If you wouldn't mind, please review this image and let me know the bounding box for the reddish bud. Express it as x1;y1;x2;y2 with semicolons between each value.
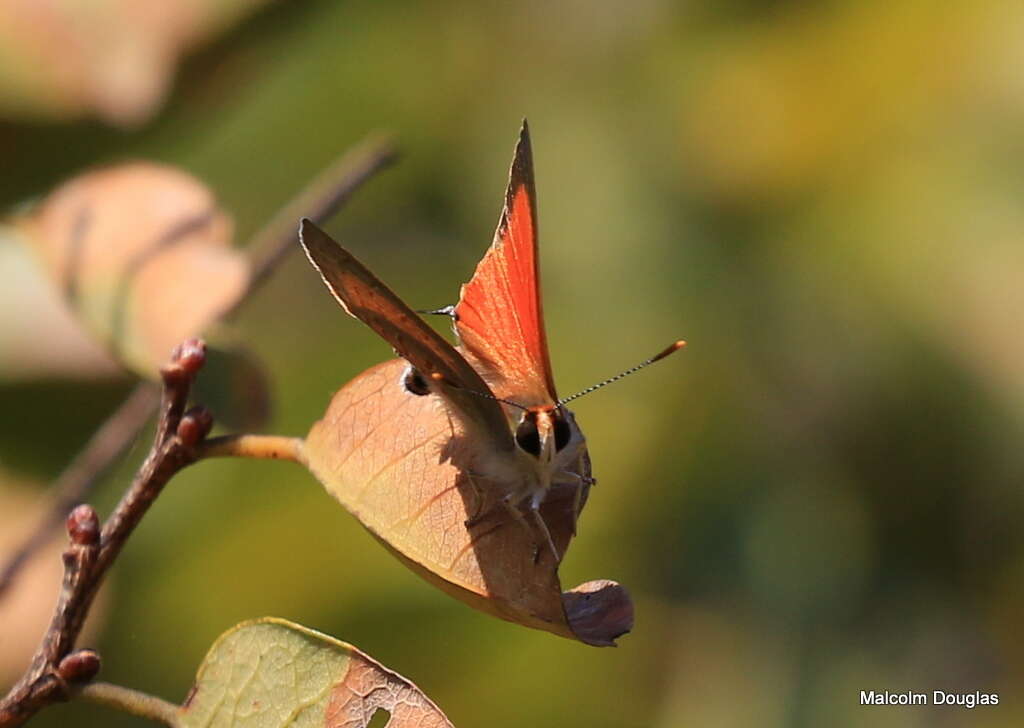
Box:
167;338;207;377
58;649;101;683
177;406;214;447
66;505;100;546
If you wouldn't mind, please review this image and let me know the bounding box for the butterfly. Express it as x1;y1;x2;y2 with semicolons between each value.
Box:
300;121;682;564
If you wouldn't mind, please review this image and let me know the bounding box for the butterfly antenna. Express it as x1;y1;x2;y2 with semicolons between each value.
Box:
429;372;529;411
557;340;686;406
416;305;458;318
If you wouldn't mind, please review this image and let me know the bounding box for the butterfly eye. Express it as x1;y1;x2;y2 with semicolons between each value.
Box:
553;415;572;451
514;415;541;457
402;366;430;396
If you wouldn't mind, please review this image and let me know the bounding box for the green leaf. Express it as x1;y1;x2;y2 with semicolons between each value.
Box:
179;618;454;728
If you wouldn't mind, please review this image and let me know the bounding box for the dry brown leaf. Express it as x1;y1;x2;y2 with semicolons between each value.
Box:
16;162;250;379
180;618;454;728
301;359;634;647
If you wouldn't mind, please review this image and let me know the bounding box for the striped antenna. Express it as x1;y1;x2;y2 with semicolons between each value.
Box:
557;340;686;406
429;372;529;411
416;305;457;318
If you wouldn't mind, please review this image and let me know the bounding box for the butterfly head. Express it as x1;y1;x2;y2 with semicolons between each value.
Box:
514;405;574;464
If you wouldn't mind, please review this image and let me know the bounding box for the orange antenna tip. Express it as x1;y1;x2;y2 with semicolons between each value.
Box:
557;337;688;406
652;340;687;362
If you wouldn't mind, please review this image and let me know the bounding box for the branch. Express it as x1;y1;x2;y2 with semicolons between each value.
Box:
0;133;397;599
0;341;213;728
233;133;399;311
0;383;159;600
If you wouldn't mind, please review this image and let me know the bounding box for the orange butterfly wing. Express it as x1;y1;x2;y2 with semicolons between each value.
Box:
455;121;558;406
299;219;513;453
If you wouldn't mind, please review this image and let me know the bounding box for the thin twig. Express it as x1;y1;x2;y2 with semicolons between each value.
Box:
76;682;180;726
0;134;397;599
231;133;399;313
199;434;304;462
0;341;212;728
0;383;159;600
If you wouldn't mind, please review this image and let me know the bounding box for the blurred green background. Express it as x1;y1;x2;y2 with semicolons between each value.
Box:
3;1;1024;726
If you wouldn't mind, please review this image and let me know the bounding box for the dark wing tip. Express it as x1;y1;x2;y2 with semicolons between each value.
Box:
511;120;534;182
298;218;350;270
506;120;537;213
297;217;318;253
297;218;331;270
295;218;358;316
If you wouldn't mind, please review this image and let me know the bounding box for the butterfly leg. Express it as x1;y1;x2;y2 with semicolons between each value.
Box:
552;469;595;536
528;495;561;564
570;480;583;537
552;471;596;488
568;451;594;534
494;492;560;564
498;493;559;563
443;409;457;440
496;494;540;558
463;471;491;527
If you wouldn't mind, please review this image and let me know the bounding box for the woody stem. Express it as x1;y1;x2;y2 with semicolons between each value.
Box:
198;434;304;463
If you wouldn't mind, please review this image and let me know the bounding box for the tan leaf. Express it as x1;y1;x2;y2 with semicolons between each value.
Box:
180;618;454;728
16;162;250;379
0;225;119;380
301;359;634;647
0;0;273;126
